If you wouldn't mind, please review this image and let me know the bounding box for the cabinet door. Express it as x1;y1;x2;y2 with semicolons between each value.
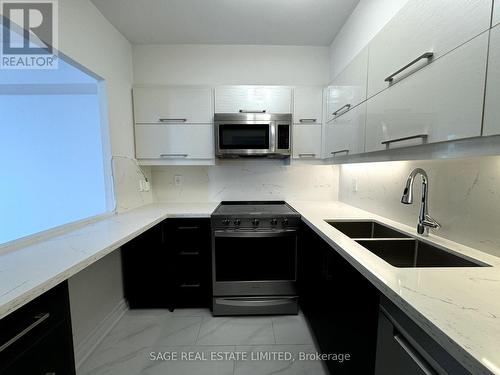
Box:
292;124;322;159
483;25;500;136
293;87;323;124
494;1;500;27
327;48;368;123
135;124;214;159
133;87;213;123
367;0;492;98
215;86;292;113
325;103;366;158
365;33;488;153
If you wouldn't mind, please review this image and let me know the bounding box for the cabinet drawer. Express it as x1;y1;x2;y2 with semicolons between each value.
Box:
292;124;322;160
367;0;492;98
326;103;366;158
293;87;323;124
365;33;488;153
327;47;368;123
135;124;214;159
215;86;292;113
133;87;213;123
482;25;500;136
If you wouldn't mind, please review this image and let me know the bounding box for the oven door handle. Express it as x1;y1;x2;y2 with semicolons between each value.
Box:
216;298;296;307
214;230;296;238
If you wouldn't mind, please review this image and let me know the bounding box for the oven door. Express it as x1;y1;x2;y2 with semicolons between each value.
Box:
212;230;297;296
215;122;276;157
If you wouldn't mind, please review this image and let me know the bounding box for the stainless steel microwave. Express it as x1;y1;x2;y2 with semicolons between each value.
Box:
214;112;292;158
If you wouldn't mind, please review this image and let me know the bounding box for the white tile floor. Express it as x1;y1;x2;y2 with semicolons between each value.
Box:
78;308;328;375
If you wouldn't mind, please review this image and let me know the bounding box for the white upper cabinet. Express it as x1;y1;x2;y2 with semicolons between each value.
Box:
494;1;500;26
135;124;214;160
133;86;214;124
483;25;500;136
367;0;492;98
325;102;366;158
292;125;322;159
293;87;323;124
326;48;368;123
215;86;292;114
365;33;488;153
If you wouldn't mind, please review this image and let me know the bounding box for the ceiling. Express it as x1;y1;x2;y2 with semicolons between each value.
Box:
90;0;359;46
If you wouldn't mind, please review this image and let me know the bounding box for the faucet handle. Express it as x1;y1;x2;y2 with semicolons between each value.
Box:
422;214;440;230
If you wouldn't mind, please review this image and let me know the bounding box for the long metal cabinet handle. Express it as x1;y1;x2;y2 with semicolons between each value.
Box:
0;313;50;353
299;119;317;123
239;110;266;113
159;118;187;122
384;52;434;83
381;134;428;145
393;333;437;375
298;153;316;158
330;149;349;156
216;298;295;307
332;104;351;117
160;154;188;158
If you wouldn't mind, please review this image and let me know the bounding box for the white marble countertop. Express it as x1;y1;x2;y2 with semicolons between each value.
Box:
0;202;219;320
1;199;499;374
288;200;500;375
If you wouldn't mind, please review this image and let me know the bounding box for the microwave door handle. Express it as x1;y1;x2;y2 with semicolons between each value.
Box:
270;123;276;153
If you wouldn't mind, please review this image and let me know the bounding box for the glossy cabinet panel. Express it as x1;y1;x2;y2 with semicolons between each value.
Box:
494;1;500;27
133;86;213;123
325;103;366;158
367;0;492;98
483;25;500;136
365;33;488;153
215;86;292;113
292;124;322;159
293;86;323;124
327;48;368;123
135;124;214;159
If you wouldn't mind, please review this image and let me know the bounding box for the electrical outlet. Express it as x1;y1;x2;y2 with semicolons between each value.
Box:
174;175;183;187
139;179;150;192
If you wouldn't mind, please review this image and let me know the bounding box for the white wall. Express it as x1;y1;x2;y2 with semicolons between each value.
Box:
329;0;409;79
339;156;500;258
58;0;149;365
133;44;330;86
152;163;339;202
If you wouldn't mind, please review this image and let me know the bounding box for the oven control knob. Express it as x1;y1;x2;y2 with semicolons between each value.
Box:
222;218;230;226
282;218;289;226
234;219;241;226
252;218;260;227
271;218;278;226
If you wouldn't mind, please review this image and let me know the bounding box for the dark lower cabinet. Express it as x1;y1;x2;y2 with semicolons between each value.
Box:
0;281;76;375
375;296;470;375
122;218;211;310
298;223;379;375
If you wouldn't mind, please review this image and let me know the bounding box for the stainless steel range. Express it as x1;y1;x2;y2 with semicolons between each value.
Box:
211;201;301;316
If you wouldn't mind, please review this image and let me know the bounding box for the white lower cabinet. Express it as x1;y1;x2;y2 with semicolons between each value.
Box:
325;103;366;158
292;124;322;159
365;33;488;153
483;25;500;136
135;124;214;162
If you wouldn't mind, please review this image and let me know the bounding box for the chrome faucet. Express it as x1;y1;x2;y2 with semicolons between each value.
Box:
401;168;440;235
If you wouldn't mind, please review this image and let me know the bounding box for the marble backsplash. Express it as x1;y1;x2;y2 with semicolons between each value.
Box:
339;156;500;257
151;162;339;203
112;156;154;212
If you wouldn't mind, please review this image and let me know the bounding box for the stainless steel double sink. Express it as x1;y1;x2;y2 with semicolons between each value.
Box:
325;220;489;268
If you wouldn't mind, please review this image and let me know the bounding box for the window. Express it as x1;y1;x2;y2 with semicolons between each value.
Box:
0;26;114;245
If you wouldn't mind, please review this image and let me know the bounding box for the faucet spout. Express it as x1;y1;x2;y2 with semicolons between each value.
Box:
400;168;440;235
